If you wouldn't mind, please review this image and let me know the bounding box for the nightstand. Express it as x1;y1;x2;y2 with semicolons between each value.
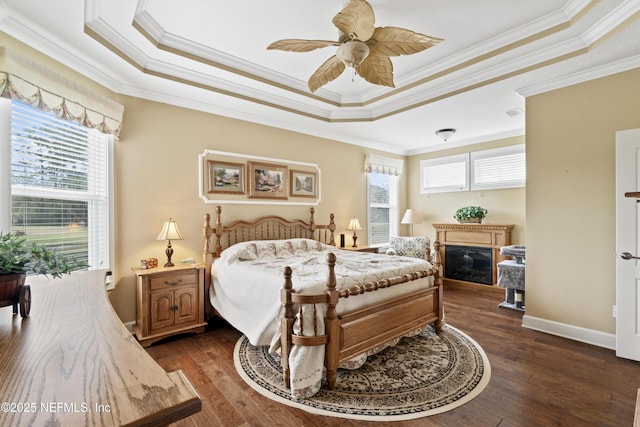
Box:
340;245;379;253
133;264;207;347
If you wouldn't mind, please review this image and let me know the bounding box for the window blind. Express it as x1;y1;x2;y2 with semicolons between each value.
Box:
368;173;398;246
10;100;111;270
471;145;525;190
420;154;469;193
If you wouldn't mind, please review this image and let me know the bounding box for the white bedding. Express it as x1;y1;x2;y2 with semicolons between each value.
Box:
210;238;434;397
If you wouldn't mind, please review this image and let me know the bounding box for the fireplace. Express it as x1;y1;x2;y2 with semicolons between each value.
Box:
444;245;493;285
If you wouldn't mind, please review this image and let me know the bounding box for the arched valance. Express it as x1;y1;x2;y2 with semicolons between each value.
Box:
364;153;404;176
0;47;123;138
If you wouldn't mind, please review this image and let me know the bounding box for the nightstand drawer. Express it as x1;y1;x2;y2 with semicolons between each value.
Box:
150;271;196;290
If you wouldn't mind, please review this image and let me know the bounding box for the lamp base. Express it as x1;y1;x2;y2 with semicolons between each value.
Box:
164;242;175;268
352;233;358;248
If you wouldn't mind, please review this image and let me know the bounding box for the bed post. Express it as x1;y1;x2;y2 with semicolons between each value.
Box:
214;205;223;257
432;240;445;333
324;252;340;389
309;207;316;239
280;266;294;388
328;213;336;246
203;213;214;319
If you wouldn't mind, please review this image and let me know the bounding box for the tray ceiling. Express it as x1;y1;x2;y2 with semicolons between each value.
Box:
1;0;640;154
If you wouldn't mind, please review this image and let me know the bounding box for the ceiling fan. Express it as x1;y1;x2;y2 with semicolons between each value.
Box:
267;0;443;93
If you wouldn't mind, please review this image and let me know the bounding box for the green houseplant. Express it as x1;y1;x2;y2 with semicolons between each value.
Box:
0;232;88;317
453;206;488;223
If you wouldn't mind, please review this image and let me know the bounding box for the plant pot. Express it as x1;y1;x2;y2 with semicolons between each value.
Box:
459;218;482;224
0;273;31;318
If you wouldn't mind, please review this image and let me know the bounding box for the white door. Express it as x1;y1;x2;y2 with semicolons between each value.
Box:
616;128;640;360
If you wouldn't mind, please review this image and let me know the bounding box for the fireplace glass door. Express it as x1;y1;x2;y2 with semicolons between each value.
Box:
444;245;493;285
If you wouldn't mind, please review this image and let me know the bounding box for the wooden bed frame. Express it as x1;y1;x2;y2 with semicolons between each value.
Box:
202;206;444;390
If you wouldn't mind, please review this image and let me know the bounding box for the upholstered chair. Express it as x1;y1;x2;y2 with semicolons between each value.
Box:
386;236;431;261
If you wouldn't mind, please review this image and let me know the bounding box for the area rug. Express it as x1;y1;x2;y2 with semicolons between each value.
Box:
234;325;491;421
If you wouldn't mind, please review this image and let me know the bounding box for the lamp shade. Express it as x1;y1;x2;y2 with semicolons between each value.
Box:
156;218;183;241
401;209;421;225
347;217;362;231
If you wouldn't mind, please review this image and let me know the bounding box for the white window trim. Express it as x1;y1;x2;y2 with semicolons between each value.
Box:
0;98;114;272
470;144;526;191
420;145;526;194
367;173;399;247
420;153;469;194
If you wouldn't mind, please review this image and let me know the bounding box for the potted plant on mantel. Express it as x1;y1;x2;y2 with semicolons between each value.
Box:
454;206;488;224
0;232;88;318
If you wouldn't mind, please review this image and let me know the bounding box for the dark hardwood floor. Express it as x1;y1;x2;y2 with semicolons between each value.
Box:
145;285;640;426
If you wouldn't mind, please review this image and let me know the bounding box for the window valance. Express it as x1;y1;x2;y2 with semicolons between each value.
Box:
365;154;404;176
0;47;123;138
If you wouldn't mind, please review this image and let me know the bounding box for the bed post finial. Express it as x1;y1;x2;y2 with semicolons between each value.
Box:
280;266;294;388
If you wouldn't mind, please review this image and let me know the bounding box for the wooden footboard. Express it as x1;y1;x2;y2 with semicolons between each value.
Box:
281;242;444;390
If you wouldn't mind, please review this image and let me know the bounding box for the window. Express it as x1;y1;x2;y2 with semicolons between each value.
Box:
420;154;469;194
420;145;525;193
471;145;525;190
1;99;113;271
368;172;398;246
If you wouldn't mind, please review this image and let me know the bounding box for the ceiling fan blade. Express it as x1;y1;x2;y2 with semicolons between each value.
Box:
369;27;443;57
332;0;375;42
308;55;346;92
267;39;340;52
355;53;395;88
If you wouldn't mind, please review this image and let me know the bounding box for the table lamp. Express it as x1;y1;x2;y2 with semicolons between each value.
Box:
156;218;183;267
347;217;362;248
401;208;421;236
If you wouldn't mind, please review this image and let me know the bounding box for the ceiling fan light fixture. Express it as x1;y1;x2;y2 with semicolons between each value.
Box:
435;128;456;142
267;0;443;92
336;41;370;67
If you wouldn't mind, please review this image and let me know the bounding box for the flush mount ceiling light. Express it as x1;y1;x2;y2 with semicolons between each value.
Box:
267;0;442;92
435;128;456;142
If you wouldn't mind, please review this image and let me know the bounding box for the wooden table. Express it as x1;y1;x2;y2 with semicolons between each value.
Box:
0;270;201;426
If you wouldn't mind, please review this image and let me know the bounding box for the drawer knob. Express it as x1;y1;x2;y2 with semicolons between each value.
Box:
164;279;183;286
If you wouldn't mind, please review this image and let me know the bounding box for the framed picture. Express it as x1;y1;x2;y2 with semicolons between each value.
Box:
248;161;288;199
290;169;317;198
207;160;245;194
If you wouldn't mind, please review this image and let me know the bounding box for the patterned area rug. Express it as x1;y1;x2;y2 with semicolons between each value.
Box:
234;325;491;421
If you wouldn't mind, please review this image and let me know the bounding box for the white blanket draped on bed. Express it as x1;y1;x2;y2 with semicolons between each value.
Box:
210;238;433;398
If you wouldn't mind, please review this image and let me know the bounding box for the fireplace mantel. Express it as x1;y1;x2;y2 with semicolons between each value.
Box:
433;223;514;289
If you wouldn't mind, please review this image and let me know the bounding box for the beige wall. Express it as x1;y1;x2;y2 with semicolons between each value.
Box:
526;67;640;334
406;137;526;245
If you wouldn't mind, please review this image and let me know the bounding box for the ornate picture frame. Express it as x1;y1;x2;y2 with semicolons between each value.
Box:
207;160;245;194
290;169;317;198
248;161;288;199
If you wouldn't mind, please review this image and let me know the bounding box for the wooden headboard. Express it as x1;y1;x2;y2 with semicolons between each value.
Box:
202;205;336;315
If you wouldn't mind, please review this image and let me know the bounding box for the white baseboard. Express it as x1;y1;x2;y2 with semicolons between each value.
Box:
522;315;616;350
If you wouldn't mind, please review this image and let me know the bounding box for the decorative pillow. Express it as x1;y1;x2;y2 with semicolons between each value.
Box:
389;236;430;259
276;241;295;258
294;239;309;255
258;242;277;258
308;240;324;253
237;243;258;261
